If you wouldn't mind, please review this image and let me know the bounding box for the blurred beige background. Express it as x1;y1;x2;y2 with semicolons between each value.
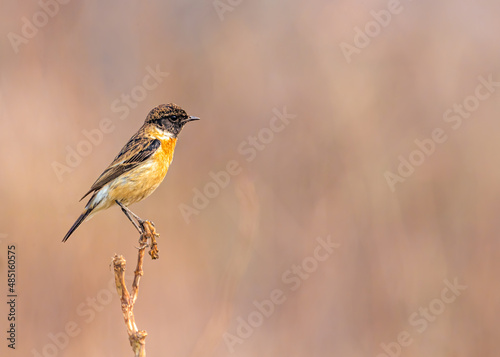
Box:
1;0;499;356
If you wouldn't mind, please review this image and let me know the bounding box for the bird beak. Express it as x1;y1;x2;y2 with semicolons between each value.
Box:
183;116;200;123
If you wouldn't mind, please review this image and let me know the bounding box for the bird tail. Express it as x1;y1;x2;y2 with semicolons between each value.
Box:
62;209;93;242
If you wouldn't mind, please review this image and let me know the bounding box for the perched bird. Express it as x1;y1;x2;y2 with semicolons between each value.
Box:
62;103;199;242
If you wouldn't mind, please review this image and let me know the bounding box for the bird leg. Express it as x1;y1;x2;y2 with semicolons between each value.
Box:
116;201;158;251
116;201;144;234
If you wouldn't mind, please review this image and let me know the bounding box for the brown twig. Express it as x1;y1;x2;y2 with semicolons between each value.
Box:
112;221;160;357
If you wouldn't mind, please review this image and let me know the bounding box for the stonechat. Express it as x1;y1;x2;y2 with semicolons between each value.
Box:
62;103;199;242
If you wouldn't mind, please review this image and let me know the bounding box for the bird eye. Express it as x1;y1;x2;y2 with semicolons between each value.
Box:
170;115;178;122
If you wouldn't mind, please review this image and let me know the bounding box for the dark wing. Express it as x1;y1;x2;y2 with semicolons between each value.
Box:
80;135;161;201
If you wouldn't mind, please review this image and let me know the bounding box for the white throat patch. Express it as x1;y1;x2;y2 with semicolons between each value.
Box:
155;127;175;140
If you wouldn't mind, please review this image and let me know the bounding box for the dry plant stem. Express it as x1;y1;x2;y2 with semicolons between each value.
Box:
112;221;159;357
141;221;160;260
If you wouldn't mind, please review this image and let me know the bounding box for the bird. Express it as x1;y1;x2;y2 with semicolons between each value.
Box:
62;103;199;242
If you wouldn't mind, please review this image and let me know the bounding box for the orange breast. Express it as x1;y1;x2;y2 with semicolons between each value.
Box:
107;137;177;206
157;137;177;173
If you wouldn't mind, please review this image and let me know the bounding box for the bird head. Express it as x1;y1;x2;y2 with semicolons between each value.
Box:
145;103;199;137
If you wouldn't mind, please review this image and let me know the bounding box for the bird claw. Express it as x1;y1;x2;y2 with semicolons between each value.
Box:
139;220;155;229
135;240;149;250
